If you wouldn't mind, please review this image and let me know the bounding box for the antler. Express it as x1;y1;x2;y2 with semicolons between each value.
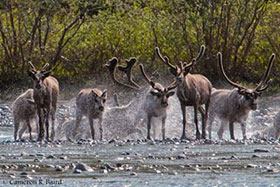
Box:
105;57;139;90
165;80;177;92
183;45;205;69
255;79;272;92
139;63;163;92
155;47;177;74
117;57;140;89
254;53;275;91
217;52;246;89
28;61;36;72
42;63;50;72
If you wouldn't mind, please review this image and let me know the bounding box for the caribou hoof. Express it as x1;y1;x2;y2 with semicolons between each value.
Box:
181;134;188;140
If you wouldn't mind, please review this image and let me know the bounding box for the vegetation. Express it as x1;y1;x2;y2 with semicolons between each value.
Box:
0;0;279;88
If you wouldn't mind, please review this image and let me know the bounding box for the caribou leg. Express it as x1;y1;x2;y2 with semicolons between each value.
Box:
26;118;33;141
147;116;152;140
180;103;188;140
37;108;44;141
194;105;201;139
240;123;247;140
218;119;227;139
229;122;235;140
89;118;95;140
198;106;206;139
161;115;167;140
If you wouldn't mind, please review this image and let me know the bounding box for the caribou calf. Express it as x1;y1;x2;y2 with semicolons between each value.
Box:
208;53;275;140
27;62;59;141
74;88;107;140
13;89;37;141
139;64;176;140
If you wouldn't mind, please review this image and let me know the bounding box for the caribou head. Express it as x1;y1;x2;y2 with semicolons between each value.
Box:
217;52;275;110
139;64;177;107
27;62;51;90
155;45;205;83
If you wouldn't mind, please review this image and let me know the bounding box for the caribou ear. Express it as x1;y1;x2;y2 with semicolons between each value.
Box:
183;67;191;76
167;91;175;97
102;89;107;100
27;70;36;80
150;90;160;97
27;99;36;105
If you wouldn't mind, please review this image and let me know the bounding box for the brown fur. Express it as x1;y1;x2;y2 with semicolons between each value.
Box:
12;89;37;141
210;52;275;140
208;88;254;140
27;63;59;141
156;46;212;140
74;88;107;140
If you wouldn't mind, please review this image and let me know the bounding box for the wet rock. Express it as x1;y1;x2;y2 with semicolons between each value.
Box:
176;154;186;159
155;170;161;174
34;158;41;162
36;153;44;157
130;172;137;176
73;169;82;174
59;155;68;160
55;165;64;172
168;157;176;161
121;152;130;155
9;174;16;178
75;163;93;172
109;139;116;144
20;172;28;176
116;163;122;168
266;168;279;173
46;164;55;168
247;164;258;168
254;149;269;153
21;152;28;156
46;155;56;159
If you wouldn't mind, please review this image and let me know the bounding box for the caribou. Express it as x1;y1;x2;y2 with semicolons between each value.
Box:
207;52;275;140
139;64;177;140
27;62;59;141
156;45;212;140
12;89;37;141
74;88;107;141
105;57;177;140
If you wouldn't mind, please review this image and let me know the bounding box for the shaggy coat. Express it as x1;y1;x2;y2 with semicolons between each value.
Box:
12;89;37;140
75;88;107;140
208;88;255;140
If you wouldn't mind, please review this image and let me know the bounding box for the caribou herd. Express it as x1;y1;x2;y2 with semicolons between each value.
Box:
12;46;278;142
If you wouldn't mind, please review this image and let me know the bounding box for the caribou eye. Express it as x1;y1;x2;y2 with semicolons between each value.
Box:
245;95;250;100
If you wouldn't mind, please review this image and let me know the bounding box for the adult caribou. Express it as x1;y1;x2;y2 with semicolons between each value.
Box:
156;45;212;140
207;52;275;140
27;62;59;142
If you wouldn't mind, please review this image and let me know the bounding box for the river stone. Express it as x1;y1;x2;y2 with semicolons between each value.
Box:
254;149;269;153
75;163;93;172
73;169;82;174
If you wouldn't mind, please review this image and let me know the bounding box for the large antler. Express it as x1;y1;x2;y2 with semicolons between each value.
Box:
155;47;177;75
183;45;205;69
254;53;275;92
105;57;139;90
217;52;246;89
139;63;163;92
28;61;36;72
165;80;177;92
117;57;140;89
